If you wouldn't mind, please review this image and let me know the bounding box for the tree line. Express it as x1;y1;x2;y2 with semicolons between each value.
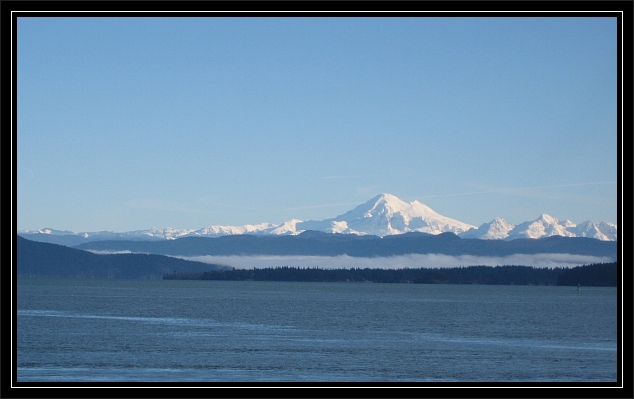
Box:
164;262;617;286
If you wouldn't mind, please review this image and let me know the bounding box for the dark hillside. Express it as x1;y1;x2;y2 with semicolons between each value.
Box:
16;236;228;279
556;262;618;287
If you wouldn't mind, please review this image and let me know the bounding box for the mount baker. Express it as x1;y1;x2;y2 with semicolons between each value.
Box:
19;193;617;244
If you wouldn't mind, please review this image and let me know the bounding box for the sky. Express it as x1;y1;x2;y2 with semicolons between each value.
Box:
16;15;619;232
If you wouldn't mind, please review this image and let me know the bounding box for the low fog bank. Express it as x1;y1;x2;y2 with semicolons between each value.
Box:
175;253;614;270
86;250;133;255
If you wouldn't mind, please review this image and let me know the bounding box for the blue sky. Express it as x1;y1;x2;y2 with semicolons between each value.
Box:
16;16;618;232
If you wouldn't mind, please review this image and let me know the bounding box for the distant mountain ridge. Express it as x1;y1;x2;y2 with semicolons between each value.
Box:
460;214;617;241
73;231;617;260
19;193;617;246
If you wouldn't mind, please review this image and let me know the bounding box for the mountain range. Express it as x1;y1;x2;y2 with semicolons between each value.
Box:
18;193;617;246
73;231;617;260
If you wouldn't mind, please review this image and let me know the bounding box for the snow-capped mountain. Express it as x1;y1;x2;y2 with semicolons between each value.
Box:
18;193;617;245
20;228;77;236
459;217;516;240
20;227;196;241
503;215;617;241
123;227;196;240
506;214;577;240
185;222;276;237
296;193;476;236
573;220;617;241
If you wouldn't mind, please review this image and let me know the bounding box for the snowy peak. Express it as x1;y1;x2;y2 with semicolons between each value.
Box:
358;193;440;219
458;214;616;241
266;219;303;235
536;214;559;224
508;214;577;240
459;217;515;240
316;193;476;236
488;213;620;241
573;220;617;241
24;228;77;236
356;193;442;221
186;222;276;238
596;221;618;239
336;193;418;220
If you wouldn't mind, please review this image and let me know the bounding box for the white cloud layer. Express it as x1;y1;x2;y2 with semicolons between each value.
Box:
175;253;614;270
86;250;133;255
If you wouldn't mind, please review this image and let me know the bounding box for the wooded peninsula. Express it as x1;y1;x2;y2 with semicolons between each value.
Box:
164;262;617;286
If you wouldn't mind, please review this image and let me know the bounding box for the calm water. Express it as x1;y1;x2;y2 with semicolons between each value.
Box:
16;278;617;383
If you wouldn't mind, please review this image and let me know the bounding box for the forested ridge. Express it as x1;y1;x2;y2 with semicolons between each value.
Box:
17;236;228;279
164;262;617;286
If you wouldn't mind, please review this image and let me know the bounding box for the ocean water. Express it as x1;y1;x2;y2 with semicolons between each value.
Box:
15;278;617;383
